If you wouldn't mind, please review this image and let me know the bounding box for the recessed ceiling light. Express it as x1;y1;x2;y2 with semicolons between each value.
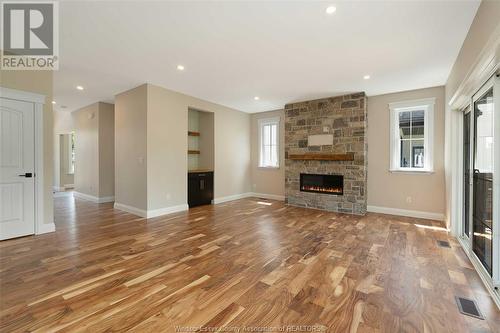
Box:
326;6;337;14
177;65;185;71
52;101;56;104
76;85;84;90
363;75;371;80
254;96;260;100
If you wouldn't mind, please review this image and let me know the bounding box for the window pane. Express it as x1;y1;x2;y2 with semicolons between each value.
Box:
269;125;276;145
399;111;411;139
400;140;411;167
411;139;424;168
411;110;425;139
475;92;494;173
260;120;279;167
271;145;277;166
264;125;271;146
263;146;271;165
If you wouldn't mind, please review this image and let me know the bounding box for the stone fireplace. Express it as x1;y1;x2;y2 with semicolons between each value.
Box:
285;93;367;215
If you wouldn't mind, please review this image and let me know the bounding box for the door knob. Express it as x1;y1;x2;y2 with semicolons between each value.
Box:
18;173;33;178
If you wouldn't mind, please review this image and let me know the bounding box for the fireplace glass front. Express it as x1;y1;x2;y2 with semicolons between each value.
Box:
300;173;343;195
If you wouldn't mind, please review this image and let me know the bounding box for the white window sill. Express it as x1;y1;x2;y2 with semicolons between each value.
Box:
389;169;434;175
258;166;280;170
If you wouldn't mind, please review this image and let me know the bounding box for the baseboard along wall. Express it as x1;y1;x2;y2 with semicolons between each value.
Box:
73;191;115;204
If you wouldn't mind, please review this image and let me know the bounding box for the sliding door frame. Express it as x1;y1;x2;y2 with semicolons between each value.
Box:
449;30;500;307
493;74;500;286
458;74;500;289
461;105;472;242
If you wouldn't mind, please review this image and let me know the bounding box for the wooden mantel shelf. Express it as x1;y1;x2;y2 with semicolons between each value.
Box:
288;153;354;161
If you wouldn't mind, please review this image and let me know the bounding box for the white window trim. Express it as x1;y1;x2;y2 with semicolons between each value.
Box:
258;116;280;169
389;97;435;173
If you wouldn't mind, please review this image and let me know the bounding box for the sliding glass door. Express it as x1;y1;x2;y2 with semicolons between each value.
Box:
463;74;499;286
472;87;494;275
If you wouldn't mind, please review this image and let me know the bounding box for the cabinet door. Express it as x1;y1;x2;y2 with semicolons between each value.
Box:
206;173;214;201
197;173;212;205
188;175;200;207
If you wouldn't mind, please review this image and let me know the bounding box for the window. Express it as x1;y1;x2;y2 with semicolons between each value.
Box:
68;132;75;174
389;98;435;172
259;117;280;168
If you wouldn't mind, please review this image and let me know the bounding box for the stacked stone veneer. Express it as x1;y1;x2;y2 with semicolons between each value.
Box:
285;93;367;215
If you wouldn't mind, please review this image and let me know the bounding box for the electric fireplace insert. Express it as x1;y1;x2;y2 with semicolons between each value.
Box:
300;173;343;195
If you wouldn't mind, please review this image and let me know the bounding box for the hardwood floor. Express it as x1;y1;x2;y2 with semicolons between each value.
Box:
1;195;499;332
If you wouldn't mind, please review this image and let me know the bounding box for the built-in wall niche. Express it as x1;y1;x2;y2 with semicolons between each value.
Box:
187;108;214;172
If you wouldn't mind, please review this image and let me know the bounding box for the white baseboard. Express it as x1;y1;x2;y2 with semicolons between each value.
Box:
367;205;445;221
213;192;285;204
114;202;147;217
73;191;98;202
250;192;285;201
97;196;115;203
114;202;188;218
36;222;55;235
64;184;74;189
213;192;252;204
74;191;115;203
147;204;189;218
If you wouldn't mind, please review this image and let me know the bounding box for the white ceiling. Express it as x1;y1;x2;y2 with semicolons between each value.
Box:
55;0;480;113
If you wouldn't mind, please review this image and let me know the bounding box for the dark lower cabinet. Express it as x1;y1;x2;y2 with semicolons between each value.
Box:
188;172;213;207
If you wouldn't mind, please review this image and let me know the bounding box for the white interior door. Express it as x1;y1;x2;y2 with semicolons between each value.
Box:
0;98;35;240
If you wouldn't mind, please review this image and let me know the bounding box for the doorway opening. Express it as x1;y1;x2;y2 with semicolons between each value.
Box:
54;132;75;195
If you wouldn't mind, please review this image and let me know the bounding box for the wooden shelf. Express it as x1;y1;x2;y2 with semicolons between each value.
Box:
188;131;200;137
188;150;200;155
288;153;354;161
188;169;213;173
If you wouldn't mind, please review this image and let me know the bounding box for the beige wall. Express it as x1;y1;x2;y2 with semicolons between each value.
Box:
115;83;250;213
0;69;54;226
188;109;200;170
59;134;74;187
211;102;251;199
115;85;148;210
73;103;99;197
446;0;500;100
98;103;115;197
73;102;115;199
54;109;73;133
250;110;285;197
147;84;188;210
147;84;251;210
198;111;214;171
367;86;446;215
188;109;214;171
